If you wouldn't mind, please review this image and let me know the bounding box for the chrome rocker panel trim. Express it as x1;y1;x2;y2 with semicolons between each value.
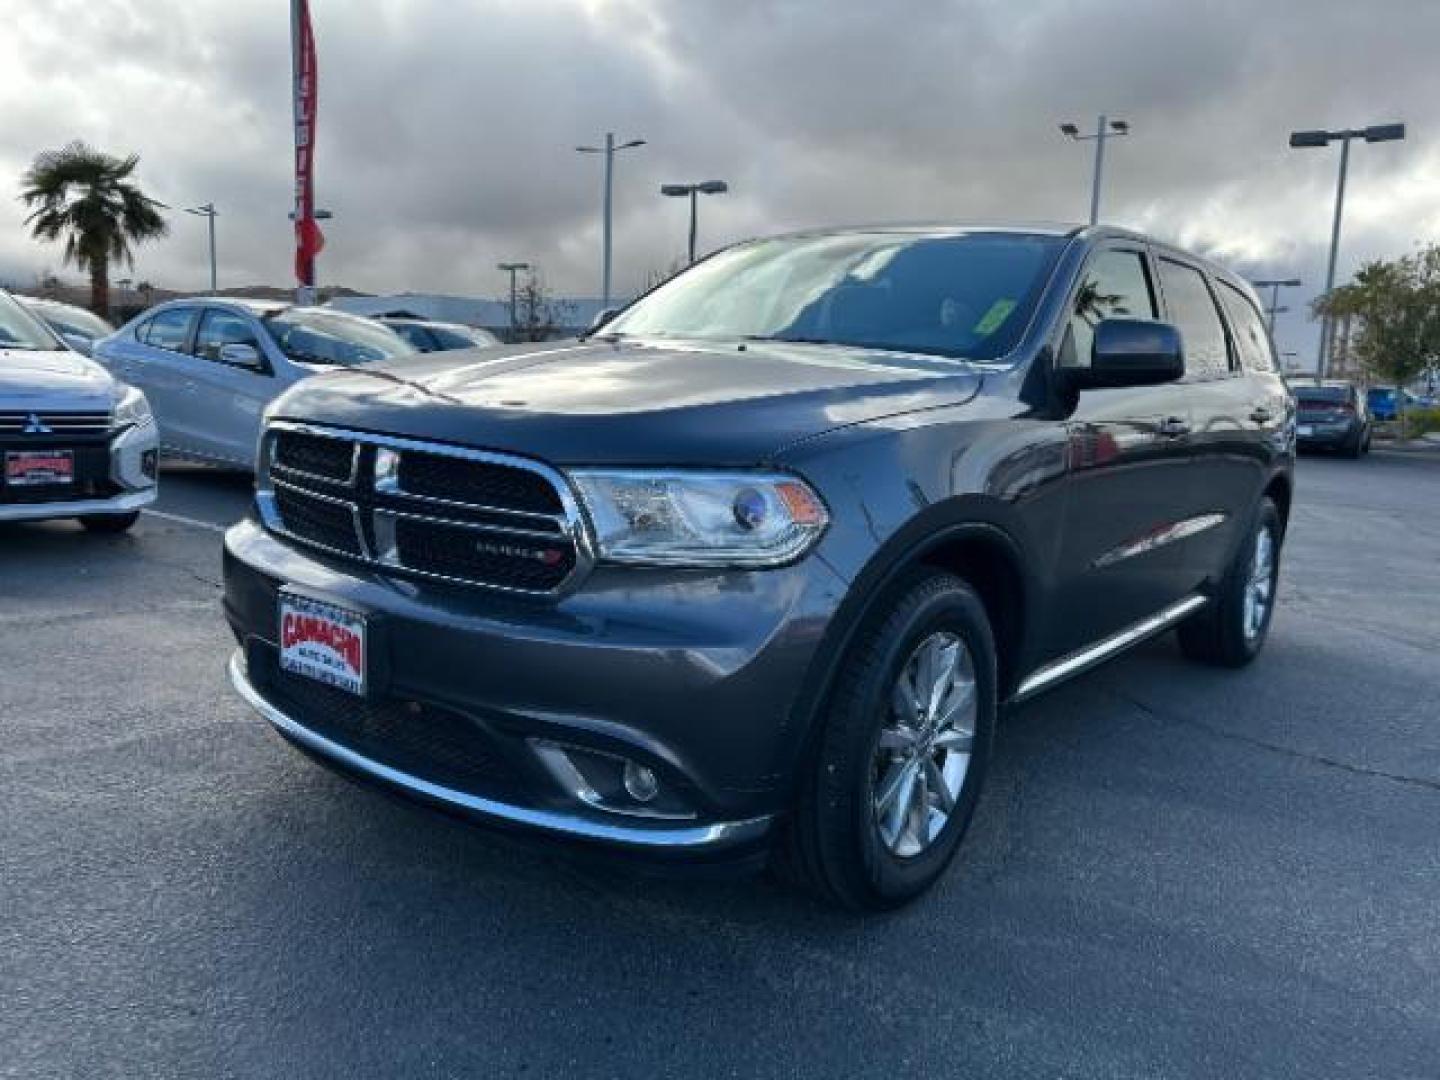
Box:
0;487;155;523
228;650;774;852
1011;594;1209;703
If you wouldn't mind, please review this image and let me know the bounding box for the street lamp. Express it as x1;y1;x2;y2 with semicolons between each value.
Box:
1059;116;1130;226
1289;122;1405;380
1251;277;1303;334
576;133;645;310
660;181;729;264
497;261;531;341
184;203;218;294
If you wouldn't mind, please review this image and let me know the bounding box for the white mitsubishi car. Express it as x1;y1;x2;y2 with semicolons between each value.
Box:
0;288;158;533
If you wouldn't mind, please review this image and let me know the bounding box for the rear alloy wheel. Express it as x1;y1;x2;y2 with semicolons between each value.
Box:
1179;497;1282;667
80;511;140;534
776;569;996;910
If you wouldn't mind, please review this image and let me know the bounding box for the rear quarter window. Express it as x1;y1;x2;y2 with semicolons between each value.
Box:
1217;282;1277;374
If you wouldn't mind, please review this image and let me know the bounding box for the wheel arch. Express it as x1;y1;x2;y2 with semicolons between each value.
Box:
779;500;1041;792
1262;470;1293;538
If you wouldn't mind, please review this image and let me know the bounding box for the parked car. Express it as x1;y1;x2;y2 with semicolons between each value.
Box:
93;299;414;469
1366;386;1425;422
16;296;116;356
223;224;1294;909
379;317;500;353
1294;380;1371;456
0;288;157;532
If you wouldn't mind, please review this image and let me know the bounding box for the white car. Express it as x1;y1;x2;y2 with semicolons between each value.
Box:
0;288;157;533
93;299;414;470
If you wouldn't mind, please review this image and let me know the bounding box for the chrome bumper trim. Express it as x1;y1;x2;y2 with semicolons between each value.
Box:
228;650;775;852
0;487;155;523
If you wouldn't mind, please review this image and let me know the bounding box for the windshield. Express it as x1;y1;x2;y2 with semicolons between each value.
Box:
38;304;114;340
0;291;65;352
604;230;1066;361
263;309;414;366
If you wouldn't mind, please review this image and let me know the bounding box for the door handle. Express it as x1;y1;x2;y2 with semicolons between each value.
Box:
1250;407;1273;424
1158;416;1190;437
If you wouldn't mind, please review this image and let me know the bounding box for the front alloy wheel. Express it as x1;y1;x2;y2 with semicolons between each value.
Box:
872;632;976;858
776;569;997;910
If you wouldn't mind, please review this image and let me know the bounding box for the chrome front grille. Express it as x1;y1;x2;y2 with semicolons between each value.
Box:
0;411;111;436
257;422;591;596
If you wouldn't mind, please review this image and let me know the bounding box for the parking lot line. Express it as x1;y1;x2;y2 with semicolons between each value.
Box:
143;508;231;535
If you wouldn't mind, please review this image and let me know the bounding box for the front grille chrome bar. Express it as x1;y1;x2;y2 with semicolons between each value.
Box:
256;420;594;597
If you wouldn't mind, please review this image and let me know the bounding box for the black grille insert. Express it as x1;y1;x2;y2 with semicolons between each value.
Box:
394;516;574;592
274;484;361;555
273;430;354;483
399;450;563;515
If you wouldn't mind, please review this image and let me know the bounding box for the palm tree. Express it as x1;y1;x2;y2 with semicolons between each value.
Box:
19;141;168;316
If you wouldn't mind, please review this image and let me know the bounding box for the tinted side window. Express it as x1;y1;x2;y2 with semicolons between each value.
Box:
195;309;261;362
392;323;434;351
1157;260;1230;378
1217;282;1276;374
139;307;194;352
1061;249;1156;367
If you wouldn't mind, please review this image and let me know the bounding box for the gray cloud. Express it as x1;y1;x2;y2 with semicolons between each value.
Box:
1;0;1436;362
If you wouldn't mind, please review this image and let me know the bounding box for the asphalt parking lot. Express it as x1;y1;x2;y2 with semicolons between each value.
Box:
3;451;1438;1079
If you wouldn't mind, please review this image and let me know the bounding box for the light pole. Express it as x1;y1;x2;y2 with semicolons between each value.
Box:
184;203;219;294
576;133;645;310
1059;116;1130;226
660;181;729;264
498;261;531;341
1289;122;1405;380
1251;277;1303;334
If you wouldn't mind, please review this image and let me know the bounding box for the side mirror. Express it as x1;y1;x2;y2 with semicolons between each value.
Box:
60;332;93;356
1070;319;1184;390
588;307;620;333
219;342;264;370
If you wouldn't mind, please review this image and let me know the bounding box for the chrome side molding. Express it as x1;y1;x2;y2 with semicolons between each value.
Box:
1011;594;1208;703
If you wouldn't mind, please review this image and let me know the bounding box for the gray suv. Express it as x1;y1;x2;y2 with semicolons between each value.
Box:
223;225;1295;909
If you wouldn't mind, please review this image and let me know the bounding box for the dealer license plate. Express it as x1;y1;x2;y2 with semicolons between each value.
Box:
5;450;74;486
278;592;367;696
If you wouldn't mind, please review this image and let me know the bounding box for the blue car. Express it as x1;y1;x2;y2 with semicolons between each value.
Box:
1366;387;1426;421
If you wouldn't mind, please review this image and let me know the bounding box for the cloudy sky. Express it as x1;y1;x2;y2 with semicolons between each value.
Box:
1;0;1437;359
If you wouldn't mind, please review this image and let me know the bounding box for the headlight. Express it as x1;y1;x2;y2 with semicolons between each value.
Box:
570;469;829;568
112;385;153;430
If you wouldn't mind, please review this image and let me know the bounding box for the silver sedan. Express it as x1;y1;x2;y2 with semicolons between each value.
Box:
93;299;414;470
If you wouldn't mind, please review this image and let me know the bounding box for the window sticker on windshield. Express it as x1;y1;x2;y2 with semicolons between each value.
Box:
974;299;1016;335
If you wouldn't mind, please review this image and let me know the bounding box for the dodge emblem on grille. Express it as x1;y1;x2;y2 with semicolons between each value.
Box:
22;413;53;436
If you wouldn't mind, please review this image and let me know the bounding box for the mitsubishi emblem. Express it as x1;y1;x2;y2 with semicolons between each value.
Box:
22;413;52;436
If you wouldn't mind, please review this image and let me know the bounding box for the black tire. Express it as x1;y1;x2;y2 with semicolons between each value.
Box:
1345;430;1364;458
774;569;997;911
79;511;140;534
1178;497;1282;667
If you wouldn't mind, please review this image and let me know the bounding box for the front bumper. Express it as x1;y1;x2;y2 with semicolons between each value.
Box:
223;517;849;856
0;421;158;522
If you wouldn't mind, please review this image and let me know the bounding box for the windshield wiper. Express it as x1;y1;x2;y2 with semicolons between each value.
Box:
741;335;839;346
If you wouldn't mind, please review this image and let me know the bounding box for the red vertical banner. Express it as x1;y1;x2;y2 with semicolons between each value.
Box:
292;0;323;288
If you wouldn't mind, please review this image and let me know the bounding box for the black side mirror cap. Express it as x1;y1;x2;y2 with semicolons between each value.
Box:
1068;318;1185;390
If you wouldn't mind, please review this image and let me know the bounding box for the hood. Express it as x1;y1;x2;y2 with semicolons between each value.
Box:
0;347;116;411
269;338;984;465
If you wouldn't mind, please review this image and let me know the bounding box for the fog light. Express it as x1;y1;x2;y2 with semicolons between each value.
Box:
622;761;659;803
141;449;158;480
